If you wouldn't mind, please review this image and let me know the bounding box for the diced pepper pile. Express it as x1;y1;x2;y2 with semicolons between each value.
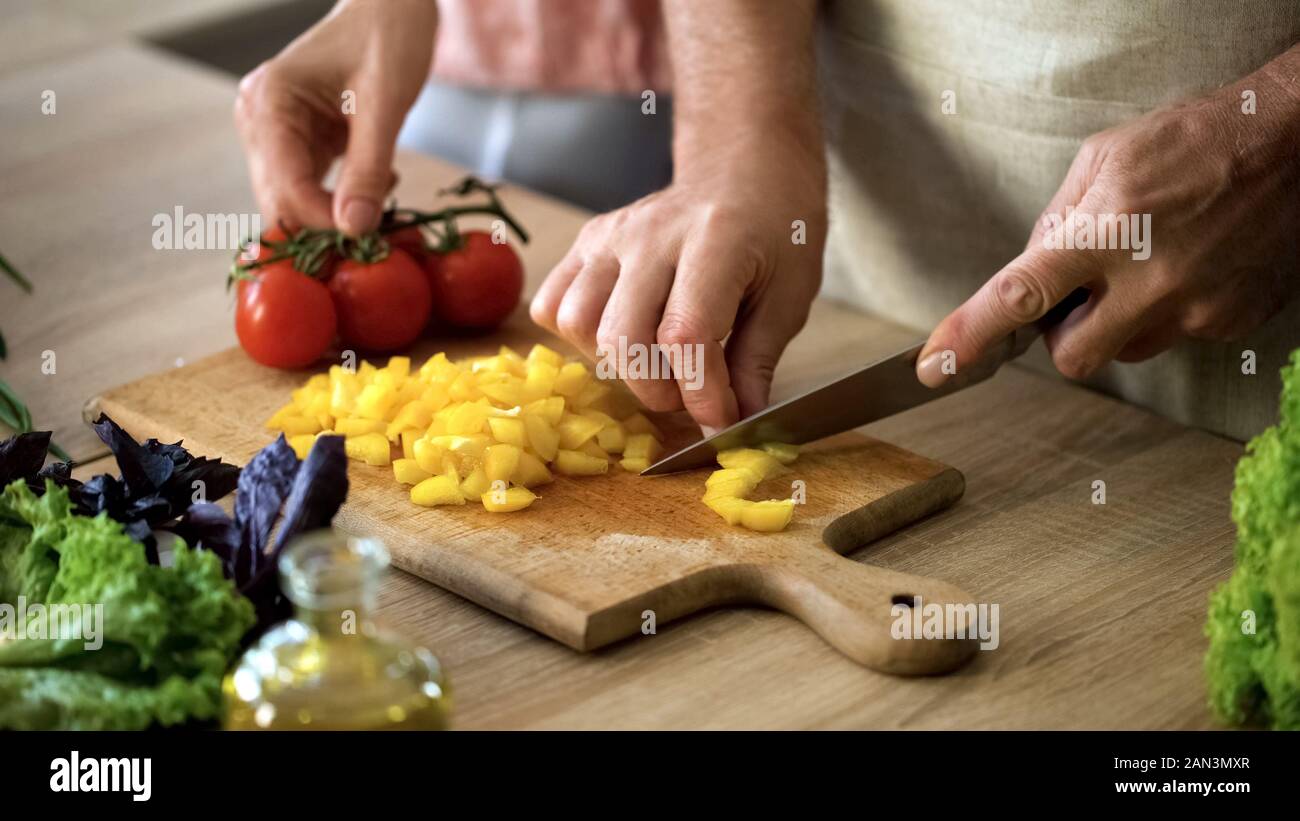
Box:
701;444;800;532
266;343;800;531
265;344;665;513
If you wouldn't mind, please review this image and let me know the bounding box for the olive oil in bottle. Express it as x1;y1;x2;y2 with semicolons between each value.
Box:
223;531;450;730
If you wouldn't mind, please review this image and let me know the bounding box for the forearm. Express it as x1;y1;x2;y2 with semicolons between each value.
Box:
662;0;823;181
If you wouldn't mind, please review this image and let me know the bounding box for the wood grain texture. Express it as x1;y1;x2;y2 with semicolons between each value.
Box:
93;328;973;674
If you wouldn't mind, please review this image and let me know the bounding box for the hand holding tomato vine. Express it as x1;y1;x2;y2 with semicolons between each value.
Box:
231;178;528;368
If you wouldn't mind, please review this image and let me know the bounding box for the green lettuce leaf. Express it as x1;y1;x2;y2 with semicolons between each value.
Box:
0;480;253;729
1205;348;1300;729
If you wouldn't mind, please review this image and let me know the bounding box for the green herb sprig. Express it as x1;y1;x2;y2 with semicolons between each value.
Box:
0;251;72;462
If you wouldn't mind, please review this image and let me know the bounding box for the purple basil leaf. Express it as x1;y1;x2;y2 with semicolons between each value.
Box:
36;460;75;486
69;415;240;562
169;502;242;580
272;434;349;555
0;430;52;487
237;435;348;637
234;435;299;560
91;415;175;496
169;455;240;511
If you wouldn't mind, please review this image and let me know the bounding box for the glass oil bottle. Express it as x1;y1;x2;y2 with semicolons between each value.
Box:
223;531;450;730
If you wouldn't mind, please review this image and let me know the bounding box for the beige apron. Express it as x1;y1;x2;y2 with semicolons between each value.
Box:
818;0;1300;441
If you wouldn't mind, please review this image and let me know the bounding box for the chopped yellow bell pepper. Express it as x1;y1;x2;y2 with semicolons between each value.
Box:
393;458;431;485
740;499;795;532
511;451;554;487
274;344;666;514
411;475;465;507
556;413;604;450
344;432;391;466
335;417;386;437
700;443;799;531
482;485;537;512
623;433;663;463
412;437;444;474
287;434;316;460
554;449;609;476
459;466;491;499
552;361;591;398
524;414;560;462
619;456;650;473
717;448;783;482
484;443;521;485
526;343;564;368
487;416;527;448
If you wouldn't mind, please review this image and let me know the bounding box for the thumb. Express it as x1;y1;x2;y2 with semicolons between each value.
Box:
333;103;402;236
916;241;1101;388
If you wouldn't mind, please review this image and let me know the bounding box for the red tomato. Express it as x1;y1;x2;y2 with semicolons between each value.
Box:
243;224;340;281
386;225;429;263
425;231;524;330
236;263;337;369
328;249;432;351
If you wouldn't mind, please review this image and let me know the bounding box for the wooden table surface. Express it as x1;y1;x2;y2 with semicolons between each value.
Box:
3;38;1240;729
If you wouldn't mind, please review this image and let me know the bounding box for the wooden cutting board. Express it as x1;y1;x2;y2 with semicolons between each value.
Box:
90;327;976;675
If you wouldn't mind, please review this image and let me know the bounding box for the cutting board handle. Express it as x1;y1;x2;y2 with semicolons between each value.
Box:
750;550;980;675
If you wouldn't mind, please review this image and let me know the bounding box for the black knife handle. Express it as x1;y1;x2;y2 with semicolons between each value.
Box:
1008;287;1092;359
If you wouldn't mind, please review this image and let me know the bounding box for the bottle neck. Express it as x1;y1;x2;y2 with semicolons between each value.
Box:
294;594;376;636
279;532;390;636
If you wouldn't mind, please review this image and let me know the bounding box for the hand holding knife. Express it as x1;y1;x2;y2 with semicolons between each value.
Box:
642;288;1090;475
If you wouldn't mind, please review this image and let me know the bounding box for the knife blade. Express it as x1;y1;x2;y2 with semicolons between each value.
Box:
642;288;1089;476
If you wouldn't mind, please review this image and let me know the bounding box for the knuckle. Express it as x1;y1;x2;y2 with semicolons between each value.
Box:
1103;177;1145;217
575;215;609;246
700;202;743;232
1179;302;1232;340
1145;263;1183;299
656;312;707;348
679;392;720;423
993;267;1049;323
235;65;266;105
594;318;627;356
555;302;595;344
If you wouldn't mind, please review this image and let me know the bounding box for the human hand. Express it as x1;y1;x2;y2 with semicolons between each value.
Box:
234;0;437;236
917;60;1300;388
530;138;826;433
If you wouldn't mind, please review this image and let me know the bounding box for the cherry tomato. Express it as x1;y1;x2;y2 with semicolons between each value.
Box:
244;225;340;279
236;262;337;369
386;224;429;263
425;231;524;330
328;249;432;351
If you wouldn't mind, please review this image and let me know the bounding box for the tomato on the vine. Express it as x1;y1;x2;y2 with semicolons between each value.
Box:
386;225;429;263
328;249;432;351
235;261;337;369
425;231;524;330
247;225;339;279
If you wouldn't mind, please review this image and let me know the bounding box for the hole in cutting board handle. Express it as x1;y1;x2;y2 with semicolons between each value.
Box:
890;594;915;608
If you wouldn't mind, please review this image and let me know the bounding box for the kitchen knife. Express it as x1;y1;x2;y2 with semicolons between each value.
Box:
642;288;1090;475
